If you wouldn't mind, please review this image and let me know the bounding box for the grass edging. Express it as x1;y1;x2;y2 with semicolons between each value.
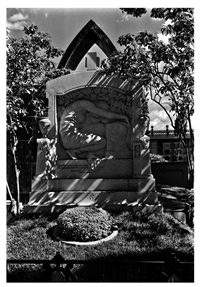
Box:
53;227;118;246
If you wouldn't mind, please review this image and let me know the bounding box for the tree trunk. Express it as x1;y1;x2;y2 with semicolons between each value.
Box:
6;181;13;201
11;141;21;215
187;110;194;188
6;180;17;214
187;110;194;164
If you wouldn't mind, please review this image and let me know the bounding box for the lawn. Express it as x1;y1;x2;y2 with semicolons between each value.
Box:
7;185;194;282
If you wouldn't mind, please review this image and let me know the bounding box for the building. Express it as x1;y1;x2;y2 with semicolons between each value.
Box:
149;125;192;162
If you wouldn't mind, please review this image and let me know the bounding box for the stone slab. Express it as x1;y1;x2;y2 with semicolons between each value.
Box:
55;159;133;179
47;177;155;192
26;189;158;206
24;202;163;214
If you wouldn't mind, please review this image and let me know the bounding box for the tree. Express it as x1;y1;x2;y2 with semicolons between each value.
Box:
120;8;147;17
6;25;70;214
103;8;194;180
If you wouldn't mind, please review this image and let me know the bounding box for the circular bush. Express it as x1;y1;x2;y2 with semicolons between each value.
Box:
55;207;113;242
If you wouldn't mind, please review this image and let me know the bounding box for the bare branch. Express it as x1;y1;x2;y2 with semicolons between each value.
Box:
149;84;175;128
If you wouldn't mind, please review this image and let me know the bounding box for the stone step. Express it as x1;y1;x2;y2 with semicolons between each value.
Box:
24;202;163;214
27;190;159;207
46;178;155;192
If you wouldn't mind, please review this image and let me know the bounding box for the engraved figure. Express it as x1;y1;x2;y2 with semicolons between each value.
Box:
106;122;132;152
133;115;150;139
59;100;129;159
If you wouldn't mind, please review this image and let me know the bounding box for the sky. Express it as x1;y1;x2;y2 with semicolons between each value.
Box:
5;3;194;130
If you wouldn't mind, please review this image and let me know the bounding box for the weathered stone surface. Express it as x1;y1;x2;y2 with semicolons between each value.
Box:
21;21;163;213
24;31;160;213
55;159;133;178
27;190;158;206
24;203;163;214
59;99;130;159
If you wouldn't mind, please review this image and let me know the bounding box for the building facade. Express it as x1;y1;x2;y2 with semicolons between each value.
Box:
149;125;192;162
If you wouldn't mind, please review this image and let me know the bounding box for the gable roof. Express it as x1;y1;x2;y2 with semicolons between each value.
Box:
58;20;117;70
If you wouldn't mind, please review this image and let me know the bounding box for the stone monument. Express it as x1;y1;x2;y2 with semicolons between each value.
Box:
24;20;162;213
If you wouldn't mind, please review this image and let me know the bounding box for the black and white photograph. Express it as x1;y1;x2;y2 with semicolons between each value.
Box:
6;2;195;283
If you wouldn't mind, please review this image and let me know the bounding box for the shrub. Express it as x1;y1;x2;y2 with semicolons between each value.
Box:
150;153;168;162
55;207;113;242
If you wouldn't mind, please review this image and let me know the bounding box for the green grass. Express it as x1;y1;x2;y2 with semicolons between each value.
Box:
7;204;194;282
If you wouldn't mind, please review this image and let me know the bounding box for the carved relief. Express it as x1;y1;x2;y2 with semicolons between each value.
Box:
45;138;57;179
140;135;150;149
135;145;141;158
59;99;131;159
133;115;150;139
38;118;51;138
57;87;132;122
106;122;132;152
35;138;57;178
35;118;58;178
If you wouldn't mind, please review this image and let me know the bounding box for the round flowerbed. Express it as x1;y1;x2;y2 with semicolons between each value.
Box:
55;207;113;242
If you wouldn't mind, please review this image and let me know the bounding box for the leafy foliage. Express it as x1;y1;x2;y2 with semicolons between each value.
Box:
6;25;70;210
7;24;69;142
55;207;113;242
150;153;168;162
103;8;194;171
120;8;147;18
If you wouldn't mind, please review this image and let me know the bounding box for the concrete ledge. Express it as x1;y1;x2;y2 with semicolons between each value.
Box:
24;202;163;214
26;190;158;206
53;228;118;246
47;178;155;192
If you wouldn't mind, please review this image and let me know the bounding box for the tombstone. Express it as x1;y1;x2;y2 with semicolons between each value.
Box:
24;21;162;213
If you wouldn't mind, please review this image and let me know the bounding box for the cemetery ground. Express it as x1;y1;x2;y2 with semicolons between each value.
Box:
7;185;194;282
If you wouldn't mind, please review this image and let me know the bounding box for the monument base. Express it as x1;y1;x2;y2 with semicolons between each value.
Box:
24;201;163;214
24;175;162;214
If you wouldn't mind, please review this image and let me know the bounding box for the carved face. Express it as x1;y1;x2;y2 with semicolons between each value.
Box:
39;119;51;137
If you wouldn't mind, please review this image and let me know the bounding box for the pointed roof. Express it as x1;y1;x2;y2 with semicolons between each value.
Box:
58;20;117;70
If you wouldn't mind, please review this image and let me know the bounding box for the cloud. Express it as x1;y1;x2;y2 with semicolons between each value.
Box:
116;13;130;23
157;32;171;44
150;110;171;129
151;17;163;21
150;109;168;122
7;20;27;31
149;100;174;130
7;12;29;30
9;12;28;22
